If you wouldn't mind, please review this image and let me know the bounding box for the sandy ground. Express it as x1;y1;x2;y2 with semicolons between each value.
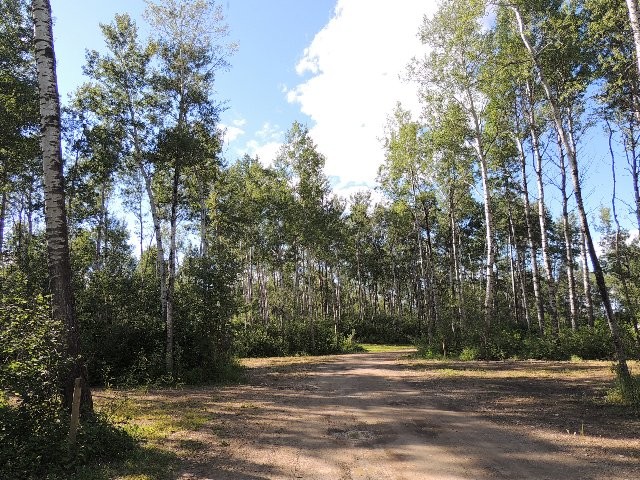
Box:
113;351;640;480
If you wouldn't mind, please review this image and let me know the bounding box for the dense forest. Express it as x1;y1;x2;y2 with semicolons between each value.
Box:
2;0;640;476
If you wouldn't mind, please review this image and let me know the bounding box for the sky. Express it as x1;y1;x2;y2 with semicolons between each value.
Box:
49;0;433;200
48;0;638;234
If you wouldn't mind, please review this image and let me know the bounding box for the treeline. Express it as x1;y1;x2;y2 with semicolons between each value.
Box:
3;0;640;404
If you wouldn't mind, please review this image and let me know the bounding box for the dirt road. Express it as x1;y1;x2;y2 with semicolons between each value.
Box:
129;351;640;480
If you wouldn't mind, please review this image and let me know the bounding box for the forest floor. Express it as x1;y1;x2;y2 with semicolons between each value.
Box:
96;350;640;480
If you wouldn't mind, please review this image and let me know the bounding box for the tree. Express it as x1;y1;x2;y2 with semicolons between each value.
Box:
413;0;498;338
31;0;92;412
145;0;235;376
0;0;39;257
625;0;640;84
510;1;632;378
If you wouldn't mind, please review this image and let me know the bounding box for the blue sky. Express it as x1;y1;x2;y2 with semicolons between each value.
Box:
49;0;430;199
48;0;638;234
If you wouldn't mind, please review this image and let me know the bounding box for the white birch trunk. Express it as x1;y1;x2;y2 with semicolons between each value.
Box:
32;0;92;412
626;0;640;84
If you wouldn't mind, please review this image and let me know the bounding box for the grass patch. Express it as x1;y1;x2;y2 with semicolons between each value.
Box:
48;387;222;480
97;390;215;440
360;344;415;353
606;372;640;409
64;446;179;480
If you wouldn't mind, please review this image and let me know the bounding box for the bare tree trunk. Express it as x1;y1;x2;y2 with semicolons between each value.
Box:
450;188;466;329
558;137;578;330
467;92;495;335
247;246;253;326
579;231;595;327
32;0;92;413
165;163;180;376
507;201;522;326
513;6;631;378
516;121;546;333
626;0;640;86
355;249;365;323
527;80;559;331
517;244;531;330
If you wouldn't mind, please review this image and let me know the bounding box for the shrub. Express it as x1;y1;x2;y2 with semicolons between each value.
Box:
0;271;137;479
459;347;480;361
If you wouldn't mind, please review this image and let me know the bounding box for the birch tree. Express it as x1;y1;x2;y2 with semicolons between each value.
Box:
510;1;632;379
413;0;497;334
31;0;93;412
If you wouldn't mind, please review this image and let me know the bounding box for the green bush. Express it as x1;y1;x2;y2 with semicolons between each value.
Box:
607;369;640;409
234;319;365;357
340;329;365;353
0;272;65;413
459;346;480;361
0;271;137;479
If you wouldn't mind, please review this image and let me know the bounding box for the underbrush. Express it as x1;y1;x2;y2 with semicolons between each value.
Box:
0;275;173;479
233;321;364;357
0;402;141;480
416;322;638;362
606;366;640;409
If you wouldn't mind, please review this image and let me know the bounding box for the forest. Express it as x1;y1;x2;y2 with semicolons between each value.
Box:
2;0;640;477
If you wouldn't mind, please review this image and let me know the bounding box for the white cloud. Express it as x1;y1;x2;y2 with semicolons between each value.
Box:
246;139;282;166
220;119;247;143
222;126;245;143
332;183;385;208
255;122;282;142
229;122;284;166
288;0;435;190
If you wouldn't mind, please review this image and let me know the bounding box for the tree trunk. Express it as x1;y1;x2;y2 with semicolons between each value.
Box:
579;231;595;327
32;0;93;413
507;201;521;325
558;137;578;330
166;162;181;377
516;135;544;332
467;90;495;334
527;80;559;331
449;189;466;329
140;166;167;315
626;0;640;86
513;6;631;379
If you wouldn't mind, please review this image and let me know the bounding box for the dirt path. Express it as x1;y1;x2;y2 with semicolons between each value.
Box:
124;351;640;480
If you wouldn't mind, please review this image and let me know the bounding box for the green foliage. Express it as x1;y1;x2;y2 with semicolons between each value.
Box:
0;404;146;480
607;369;640;408
174;251;238;382
0;271;64;412
459;347;480;361
492;323;625;360
0;271;138;479
233;321;365;357
415;321;630;362
340;329;365;353
345;314;419;345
